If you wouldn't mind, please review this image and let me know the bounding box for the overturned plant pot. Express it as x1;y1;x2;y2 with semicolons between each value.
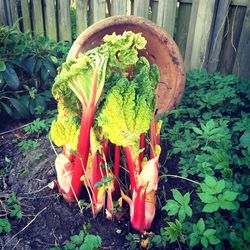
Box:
68;16;185;113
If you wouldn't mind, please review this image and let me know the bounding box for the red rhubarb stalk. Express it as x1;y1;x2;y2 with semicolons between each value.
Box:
64;106;95;199
124;146;137;193
103;139;109;161
131;186;146;231
138;133;145;172
114;145;120;177
63;53;108;201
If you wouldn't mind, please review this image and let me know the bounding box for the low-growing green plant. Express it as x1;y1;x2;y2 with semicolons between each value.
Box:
159;69;250;249
0;218;11;234
0;193;22;235
24;118;50;136
17;139;40;155
161;220;185;243
162;189;192;222
50;224;102;250
198;175;239;212
148;219;185;248
125;233;140;250
189;218;220;248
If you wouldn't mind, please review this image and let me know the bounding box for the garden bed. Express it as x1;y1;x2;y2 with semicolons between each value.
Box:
1;69;249;250
0;26;250;250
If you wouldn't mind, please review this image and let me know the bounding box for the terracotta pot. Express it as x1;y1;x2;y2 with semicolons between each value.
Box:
68;16;185;113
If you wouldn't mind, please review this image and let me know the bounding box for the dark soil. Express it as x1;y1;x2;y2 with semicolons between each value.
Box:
0;127;191;250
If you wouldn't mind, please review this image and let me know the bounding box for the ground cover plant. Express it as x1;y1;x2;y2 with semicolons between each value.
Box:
0;26;249;249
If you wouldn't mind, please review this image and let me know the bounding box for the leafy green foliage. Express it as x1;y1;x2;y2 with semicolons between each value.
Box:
189;218;220;248
94;176;113;188
160;220;184;243
17;139;40;155
51;224;102;250
160;70;250;249
162;189;192;222
24;118;51;136
125;233;140;250
97;57;159;147
0;218;11;234
0;25;70;119
0;193;23;235
6;193;22;219
198;175;239;212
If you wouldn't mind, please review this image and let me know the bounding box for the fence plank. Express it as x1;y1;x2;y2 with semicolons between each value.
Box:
151;0;158;23
111;0;127;15
156;0;177;36
185;0;216;71
130;0;134;15
232;0;248;7
57;0;72;42
179;0;250;6
175;2;192;58
207;0;231;72
76;0;88;36
178;0;192;3
44;0;57;41
89;0;106;24
20;0;31;32
0;0;8;25
233;2;250;79
219;6;246;74
133;0;150;18
31;0;44;35
9;0;20;29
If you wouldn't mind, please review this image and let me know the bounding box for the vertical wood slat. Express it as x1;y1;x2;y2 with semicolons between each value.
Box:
130;0;134;15
219;6;246;74
151;0;158;23
31;0;44;35
207;0;231;72
233;2;250;79
44;0;57;41
76;0;88;36
8;0;20;29
57;0;72;42
111;0;127;16
4;0;12;26
20;0;32;32
0;0;8;25
90;0;106;24
156;0;177;36
175;2;192;58
133;0;150;18
185;0;216;71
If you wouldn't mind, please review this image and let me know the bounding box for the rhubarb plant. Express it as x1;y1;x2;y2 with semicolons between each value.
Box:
50;31;161;231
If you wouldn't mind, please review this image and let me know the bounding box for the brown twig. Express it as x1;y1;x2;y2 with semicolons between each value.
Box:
0;122;33;136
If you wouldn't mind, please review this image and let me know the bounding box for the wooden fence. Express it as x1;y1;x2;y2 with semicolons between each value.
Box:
0;0;249;79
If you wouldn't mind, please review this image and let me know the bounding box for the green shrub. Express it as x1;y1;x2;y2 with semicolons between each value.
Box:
0;26;70;119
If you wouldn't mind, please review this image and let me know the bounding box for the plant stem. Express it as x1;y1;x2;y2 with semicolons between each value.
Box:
138;133;145;172
150;114;157;159
66;106;95;199
160;174;201;185
114;145;120;177
124;146;136;193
